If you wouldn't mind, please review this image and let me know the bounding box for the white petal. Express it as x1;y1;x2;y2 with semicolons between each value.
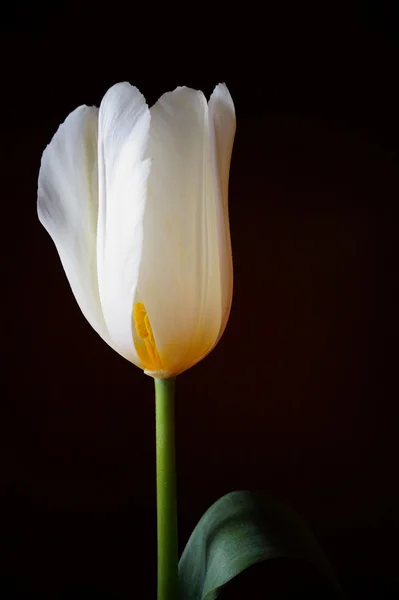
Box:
37;106;111;344
208;83;236;342
136;87;222;375
97;82;151;365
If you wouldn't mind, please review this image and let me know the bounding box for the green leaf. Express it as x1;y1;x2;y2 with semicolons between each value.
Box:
178;490;342;600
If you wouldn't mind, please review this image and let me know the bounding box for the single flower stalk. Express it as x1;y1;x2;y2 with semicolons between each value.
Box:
38;82;235;600
37;82;236;379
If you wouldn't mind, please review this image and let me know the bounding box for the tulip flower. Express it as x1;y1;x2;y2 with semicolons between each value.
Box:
37;84;340;600
38;81;235;600
37;82;235;380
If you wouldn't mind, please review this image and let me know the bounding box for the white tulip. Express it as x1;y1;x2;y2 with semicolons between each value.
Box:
38;82;235;378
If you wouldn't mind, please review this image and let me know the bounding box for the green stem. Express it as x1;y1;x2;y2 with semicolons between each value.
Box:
155;377;178;600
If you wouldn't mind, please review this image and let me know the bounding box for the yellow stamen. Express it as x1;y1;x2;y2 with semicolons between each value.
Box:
133;302;163;371
134;302;150;339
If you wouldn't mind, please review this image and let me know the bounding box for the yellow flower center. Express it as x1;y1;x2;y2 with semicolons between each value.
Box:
133;302;163;371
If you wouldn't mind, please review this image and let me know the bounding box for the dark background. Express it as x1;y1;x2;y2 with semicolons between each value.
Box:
1;1;397;598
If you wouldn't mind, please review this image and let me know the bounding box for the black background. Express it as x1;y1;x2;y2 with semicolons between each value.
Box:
1;1;398;598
